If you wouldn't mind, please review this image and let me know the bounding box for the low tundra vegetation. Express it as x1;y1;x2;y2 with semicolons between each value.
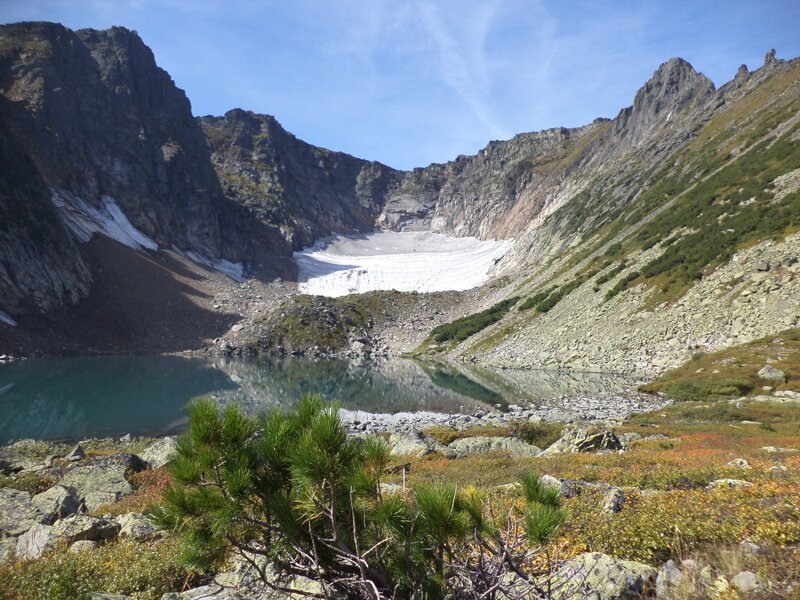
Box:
1;393;797;598
641;327;800;400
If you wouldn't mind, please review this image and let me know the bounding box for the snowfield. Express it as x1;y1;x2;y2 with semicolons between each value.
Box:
294;231;514;297
51;189;159;251
51;188;244;281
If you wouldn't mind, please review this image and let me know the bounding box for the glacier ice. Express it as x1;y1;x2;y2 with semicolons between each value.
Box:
51;189;158;251
294;231;513;297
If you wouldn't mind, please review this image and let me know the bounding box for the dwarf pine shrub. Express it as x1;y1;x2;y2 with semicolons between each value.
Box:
154;395;572;599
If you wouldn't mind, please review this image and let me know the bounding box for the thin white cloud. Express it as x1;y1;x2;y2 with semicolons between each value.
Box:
417;0;509;139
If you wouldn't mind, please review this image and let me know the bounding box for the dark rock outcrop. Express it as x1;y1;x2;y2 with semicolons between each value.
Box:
0;22;251;320
202;109;403;251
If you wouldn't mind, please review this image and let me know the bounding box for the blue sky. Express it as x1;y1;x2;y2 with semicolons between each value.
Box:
2;1;799;169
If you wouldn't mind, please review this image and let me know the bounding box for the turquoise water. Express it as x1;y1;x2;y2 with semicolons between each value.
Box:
0;356;632;443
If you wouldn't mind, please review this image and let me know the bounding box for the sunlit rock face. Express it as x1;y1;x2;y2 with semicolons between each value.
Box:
294;231;514;297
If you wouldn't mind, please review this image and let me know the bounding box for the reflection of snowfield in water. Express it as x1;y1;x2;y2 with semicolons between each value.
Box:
294;231;514;297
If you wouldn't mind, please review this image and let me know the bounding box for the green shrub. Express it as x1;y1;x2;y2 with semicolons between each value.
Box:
518;287;556;311
430;297;519;342
509;421;563;449
660;378;755;401
154;396;569;598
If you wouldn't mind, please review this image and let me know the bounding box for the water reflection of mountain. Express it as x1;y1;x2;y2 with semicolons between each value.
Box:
0;355;636;444
209;357;635;418
430;362;639;405
209;357;496;415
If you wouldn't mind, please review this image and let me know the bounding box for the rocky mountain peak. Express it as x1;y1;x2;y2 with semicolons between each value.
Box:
609;56;714;149
632;57;715;116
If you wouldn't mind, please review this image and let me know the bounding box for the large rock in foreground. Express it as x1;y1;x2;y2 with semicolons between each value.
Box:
0;488;46;536
388;432;453;458
448;436;541;458
140;437;179;469
552;552;656;599
32;485;82;522
59;454;146;502
541;426;623;455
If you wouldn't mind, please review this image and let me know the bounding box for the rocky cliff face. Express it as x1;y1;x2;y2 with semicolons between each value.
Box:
0;119;91;315
201;109;403;251
0;22;252;319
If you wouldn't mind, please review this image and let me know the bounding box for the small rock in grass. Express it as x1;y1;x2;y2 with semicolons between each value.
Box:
66;445;85;461
726;458;751;469
602;488;625;513
739;540;763;558
713;576;731;594
707;479;752;489
731;571;761;594
69;540;98;554
115;512;159;541
656;560;683;596
757;365;786;381
768;465;788;478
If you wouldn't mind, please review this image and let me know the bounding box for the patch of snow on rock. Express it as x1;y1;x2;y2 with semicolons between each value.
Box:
295;231;514;297
51;189;158;251
182;250;245;282
0;311;17;327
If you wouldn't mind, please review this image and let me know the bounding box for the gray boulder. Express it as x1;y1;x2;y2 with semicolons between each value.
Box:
52;514;120;543
618;432;642;449
141;437;179;469
59;454;146;501
731;571;761;594
116;512;159;540
15;523;57;559
707;479;752;489
448;436;541;458
388;432;451;458
540;426;622;455
552;552;657;599
0;488;46;536
0;447;37;475
602;488;625;513
70;540;99;554
84;492;121;512
161;585;237;599
32;485;82;522
757;365;786;381
655;560;683;596
0;537;14;563
725;458;750;469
